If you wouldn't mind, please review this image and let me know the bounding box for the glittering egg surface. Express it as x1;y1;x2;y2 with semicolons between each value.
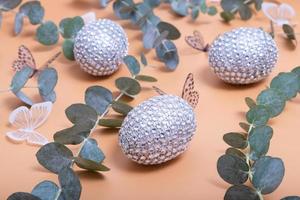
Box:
208;27;278;84
73;19;128;76
119;95;197;165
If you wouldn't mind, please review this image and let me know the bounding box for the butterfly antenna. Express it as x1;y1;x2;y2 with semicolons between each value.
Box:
152;86;166;95
41;51;62;68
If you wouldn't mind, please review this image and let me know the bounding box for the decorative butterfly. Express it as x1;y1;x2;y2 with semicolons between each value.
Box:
262;3;296;26
81;11;96;24
6;101;53;146
12;45;37;71
181;73;199;109
152;86;166;96
185;30;210;52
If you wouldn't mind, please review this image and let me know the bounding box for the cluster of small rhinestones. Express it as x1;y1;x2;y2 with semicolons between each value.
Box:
208;27;278;84
73;19;129;76
119;95;197;165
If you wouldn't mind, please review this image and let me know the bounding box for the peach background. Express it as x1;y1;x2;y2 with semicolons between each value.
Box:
0;0;299;199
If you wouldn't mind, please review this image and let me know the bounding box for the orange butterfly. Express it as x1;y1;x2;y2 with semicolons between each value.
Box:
181;73;199;109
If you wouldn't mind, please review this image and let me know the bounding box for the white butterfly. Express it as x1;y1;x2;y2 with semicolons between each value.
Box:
262;2;296;26
6;102;53;146
81;11;96;25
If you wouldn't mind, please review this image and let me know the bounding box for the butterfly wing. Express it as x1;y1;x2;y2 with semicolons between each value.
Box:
81;11;96;24
12;45;36;71
185;31;207;51
262;2;295;26
6;130;29;143
27;131;48;146
182;73;199;109
9;106;32;129
30;101;53;129
279;3;296;22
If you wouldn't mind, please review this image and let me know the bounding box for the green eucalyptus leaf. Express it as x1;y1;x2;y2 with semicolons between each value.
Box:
0;0;21;11
115;77;141;96
14;12;24;35
239;122;250;132
282;24;296;41
99;0;109;7
270;72;300;100
171;0;189;16
140;53;148;66
221;0;242;13
36;142;73;174
238;4;252;20
281;197;300;200
19;1;44;25
223;132;247;149
252;156;285;194
113;0;135;20
85;86;113;115
112;100;133;115
254;0;263;10
135;75;157;82
36;21;59;46
58;167;81;200
291;66;300;76
59;16;84;39
10;66;33;93
53;124;90;145
155;39;179;70
220;11;235;22
62;39;75;60
225;148;246;160
256;88;286;118
75;157;110;172
245;97;256;109
14;90;34;105
144;0;160;8
7;192;41;200
65;103;98;129
38;67;58;96
79;138;105;163
123;55;141;76
191;7;199;20
249;125;273;160
157;21;181;40
31;181;60;200
217;154;249;185
224;185;260;200
246;105;270;126
143;23;160;49
207;6;217;16
98;118;124;128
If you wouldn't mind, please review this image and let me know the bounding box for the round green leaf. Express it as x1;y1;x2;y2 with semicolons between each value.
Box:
31;181;59;200
170;0;188;16
0;0;22;11
54;124;90;145
123;55;140;76
14;12;24;35
112;100;133;116
10;66;34;93
223;132;247;149
225;148;246;160
220;11;235;22
38;67;58;96
58;167;81;200
256;88;286;118
224;185;260;200
217;154;249;185
62;39;75;60
249;126;273;160
135;75;157;82
59;16;84;39
252;156;285;194
282;24;296;40
36;142;73;174
7;192;41;200
19;1;44;25
246;105;270;126
75;157;110;172
85;86;113;115
115;77;141;96
221;0;243;13
155;40;179;70
36;21;59;46
79;138;105;163
207;6;217;16
113;0;135;20
157;21;181;40
238;4;252;20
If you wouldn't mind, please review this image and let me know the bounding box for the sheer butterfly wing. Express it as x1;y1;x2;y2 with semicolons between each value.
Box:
12;45;36;71
279;3;296;21
27;131;49;145
30;101;53;129
6;130;29;143
262;3;295;26
185;31;208;51
81;11;96;24
182;73;199;109
9;106;32;129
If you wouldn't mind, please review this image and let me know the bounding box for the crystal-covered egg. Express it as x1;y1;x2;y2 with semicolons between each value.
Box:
208;27;278;84
119;95;197;165
73;19;129;76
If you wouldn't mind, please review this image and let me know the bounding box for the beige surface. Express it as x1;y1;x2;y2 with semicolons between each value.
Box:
0;0;300;199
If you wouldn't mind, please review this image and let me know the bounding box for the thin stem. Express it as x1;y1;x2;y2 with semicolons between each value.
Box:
53;189;62;200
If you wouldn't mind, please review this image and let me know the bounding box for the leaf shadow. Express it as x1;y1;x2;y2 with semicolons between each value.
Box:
67;0;100;10
77;170;105;181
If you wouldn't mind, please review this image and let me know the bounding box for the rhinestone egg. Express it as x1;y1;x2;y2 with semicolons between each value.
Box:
119;95;197;165
73;19;129;76
208;27;278;84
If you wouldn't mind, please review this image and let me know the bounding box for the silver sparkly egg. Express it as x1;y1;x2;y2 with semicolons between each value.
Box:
73;19;129;76
208;27;278;84
119;95;197;165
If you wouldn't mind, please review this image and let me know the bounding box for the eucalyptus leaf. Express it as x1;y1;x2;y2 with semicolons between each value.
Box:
155;39;179;70
36;21;59;46
7;192;41;200
99;0;109;7
224;185;260;200
220;11;235;22
221;0;242;13
0;11;2;28
143;23;160;49
31;181;60;200
144;0;160;8
0;0;21;11
207;6;217;16
140;53;148;66
36;142;74;174
115;77;141;96
65;103;98;129
249;126;273;160
254;0;263;10
112;100;133;115
19;1;44;25
223;132;247;149
252;156;285;194
135;75;157;82
217;154;249;185
54;124;90;145
10;66;33;93
256;88;286;118
59;16;84;39
75;157;110;172
85;86;113;115
170;0;189;16
245;97;256;109
38;67;58;96
123;55;140;76
238;4;252;20
58;167;81;200
113;0;135;20
14;12;24;35
62;39;75;60
239;122;250;132
79;138;105;163
225;147;246;160
191;7;199;20
98;118;124;128
281;197;300;200
157;21;181;40
246;105;270;126
283;24;296;41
